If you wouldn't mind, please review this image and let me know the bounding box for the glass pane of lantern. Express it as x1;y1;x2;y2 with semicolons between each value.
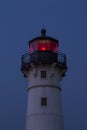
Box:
30;42;38;53
30;40;58;53
38;42;48;51
49;41;58;52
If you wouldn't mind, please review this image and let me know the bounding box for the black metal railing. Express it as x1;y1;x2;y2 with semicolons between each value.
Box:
21;51;67;70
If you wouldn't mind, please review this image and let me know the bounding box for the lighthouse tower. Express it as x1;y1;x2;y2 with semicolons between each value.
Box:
21;29;67;130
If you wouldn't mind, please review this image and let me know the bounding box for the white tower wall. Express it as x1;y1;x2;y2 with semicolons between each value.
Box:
25;64;64;130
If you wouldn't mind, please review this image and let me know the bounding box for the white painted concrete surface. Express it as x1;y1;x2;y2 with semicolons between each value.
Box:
25;63;64;130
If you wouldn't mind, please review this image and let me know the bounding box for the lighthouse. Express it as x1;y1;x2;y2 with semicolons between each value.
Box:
21;29;67;130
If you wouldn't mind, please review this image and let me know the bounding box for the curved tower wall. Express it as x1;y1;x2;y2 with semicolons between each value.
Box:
25;64;64;130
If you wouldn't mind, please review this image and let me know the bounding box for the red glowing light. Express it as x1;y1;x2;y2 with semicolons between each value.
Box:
41;47;46;51
30;40;58;53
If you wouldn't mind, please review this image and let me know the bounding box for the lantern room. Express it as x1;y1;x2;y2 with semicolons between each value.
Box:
29;28;59;53
21;28;67;76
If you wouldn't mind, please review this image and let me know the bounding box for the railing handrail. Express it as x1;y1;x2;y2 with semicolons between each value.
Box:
21;51;66;65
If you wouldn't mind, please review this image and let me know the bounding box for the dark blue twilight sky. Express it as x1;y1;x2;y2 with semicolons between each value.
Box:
0;0;87;130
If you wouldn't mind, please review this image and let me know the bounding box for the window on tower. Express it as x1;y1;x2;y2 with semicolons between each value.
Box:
41;71;46;78
41;97;47;106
